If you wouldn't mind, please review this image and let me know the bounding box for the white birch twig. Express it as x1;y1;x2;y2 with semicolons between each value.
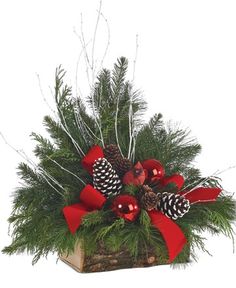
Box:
182;165;236;196
46;156;86;185
114;92;124;157
91;0;102;84
98;10;110;72
0;132;65;197
132;34;139;83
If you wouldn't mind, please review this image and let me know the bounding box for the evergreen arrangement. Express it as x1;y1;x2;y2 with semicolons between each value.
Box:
3;57;236;272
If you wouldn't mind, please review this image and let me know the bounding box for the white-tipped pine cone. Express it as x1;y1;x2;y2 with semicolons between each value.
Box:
93;158;122;197
157;192;190;220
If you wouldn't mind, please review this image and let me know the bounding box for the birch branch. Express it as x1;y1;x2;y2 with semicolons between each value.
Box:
0;132;65;197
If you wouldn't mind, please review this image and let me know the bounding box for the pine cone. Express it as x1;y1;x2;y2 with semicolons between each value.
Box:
115;157;132;177
139;185;159;211
157;192;190;220
104;144;121;166
141;192;159;211
93;158;122;197
104;144;132;177
140;185;153;194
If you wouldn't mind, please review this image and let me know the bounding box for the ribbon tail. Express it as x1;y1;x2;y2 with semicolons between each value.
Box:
148;210;187;262
183;187;222;204
63;203;89;234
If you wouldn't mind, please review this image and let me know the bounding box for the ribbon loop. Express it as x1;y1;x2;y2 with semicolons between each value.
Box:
80;184;106;210
82;145;104;174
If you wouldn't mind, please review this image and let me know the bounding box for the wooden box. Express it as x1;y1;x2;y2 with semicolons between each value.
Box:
60;242;189;273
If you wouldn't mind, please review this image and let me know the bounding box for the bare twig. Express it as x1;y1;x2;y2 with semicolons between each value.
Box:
36;73;56;115
57;104;85;156
72;102;91;144
130;135;136;162
182;169;220;193
74;24;92;88
38;76;86;156
98;10;110;72
73;27;104;146
114;93;124;157
19;149;65;192
47;86;86;156
73;35;92;99
46;156;86;185
128;101;134;159
75;9;105;147
128;35;139;160
91;0;102;84
73;100;102;143
182;165;236;195
0;132;65;197
132;34;139;83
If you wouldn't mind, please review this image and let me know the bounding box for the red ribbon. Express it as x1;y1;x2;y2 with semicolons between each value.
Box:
179;187;222;204
148;210;187;262
63;203;88;234
160;174;185;190
63;184;106;234
81;145;104;175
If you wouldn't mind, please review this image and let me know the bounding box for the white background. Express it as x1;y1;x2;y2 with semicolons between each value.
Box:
0;0;236;287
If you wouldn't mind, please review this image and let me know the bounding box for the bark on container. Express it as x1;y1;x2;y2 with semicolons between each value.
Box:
60;242;190;273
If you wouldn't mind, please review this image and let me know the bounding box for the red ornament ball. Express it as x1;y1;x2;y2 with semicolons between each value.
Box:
142;159;165;182
111;195;140;221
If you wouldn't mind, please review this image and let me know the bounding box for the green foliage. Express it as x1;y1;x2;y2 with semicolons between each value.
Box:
31;132;55;160
179;195;236;237
135;113;223;192
139;209;151;232
81;210;108;228
3;58;235;266
136;114;202;174
88;57;147;155
123;184;139;196
96;218;125;240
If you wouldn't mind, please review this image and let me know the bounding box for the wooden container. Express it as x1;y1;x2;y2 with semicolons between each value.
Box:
60;242;189;273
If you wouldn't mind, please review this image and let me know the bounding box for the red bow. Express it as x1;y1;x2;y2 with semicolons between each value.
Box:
63;184;106;234
63;145;222;262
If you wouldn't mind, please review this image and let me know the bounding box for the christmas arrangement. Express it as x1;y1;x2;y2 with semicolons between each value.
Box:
3;57;236;272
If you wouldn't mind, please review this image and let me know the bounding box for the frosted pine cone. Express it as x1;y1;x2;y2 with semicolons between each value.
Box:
157;192;190;220
93;158;122;197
